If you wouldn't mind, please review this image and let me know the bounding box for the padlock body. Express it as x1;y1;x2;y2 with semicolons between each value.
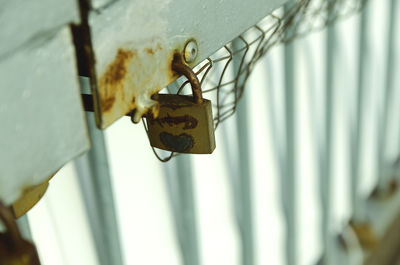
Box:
146;94;216;154
0;235;41;265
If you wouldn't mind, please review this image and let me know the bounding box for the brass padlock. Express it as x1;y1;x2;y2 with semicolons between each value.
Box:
146;54;216;154
0;202;41;265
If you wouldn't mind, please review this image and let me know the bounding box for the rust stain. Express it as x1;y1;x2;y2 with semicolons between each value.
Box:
101;95;115;113
126;96;136;114
102;97;116;113
167;51;179;81
145;48;155;55
99;49;135;113
97;42;186;128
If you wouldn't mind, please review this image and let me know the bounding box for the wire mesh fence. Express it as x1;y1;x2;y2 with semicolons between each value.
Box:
146;0;368;161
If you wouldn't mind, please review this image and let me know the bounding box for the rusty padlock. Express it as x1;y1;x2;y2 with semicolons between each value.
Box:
146;53;216;154
0;202;41;265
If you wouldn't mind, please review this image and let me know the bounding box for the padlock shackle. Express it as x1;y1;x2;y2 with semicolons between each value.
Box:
172;53;203;105
0;201;24;250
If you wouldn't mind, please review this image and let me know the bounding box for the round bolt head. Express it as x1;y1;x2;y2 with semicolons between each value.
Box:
183;40;198;64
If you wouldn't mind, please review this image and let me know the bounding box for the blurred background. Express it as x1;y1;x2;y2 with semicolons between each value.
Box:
8;0;400;264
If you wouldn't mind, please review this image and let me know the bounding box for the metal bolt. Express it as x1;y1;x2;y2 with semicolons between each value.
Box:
183;40;198;64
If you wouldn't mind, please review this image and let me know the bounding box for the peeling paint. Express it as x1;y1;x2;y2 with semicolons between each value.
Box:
89;0;286;129
97;41;178;128
98;49;134;113
90;0;176;128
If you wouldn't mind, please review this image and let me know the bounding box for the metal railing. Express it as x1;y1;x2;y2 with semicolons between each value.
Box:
22;0;400;265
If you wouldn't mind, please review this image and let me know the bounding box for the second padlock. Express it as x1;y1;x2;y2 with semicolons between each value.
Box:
0;202;41;265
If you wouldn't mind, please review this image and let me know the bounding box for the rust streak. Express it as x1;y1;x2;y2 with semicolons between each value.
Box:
102;97;116;113
99;49;135;113
145;48;155;55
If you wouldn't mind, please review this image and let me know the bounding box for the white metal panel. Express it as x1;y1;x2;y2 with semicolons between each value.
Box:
0;0;80;59
90;0;115;10
88;0;287;128
0;26;90;205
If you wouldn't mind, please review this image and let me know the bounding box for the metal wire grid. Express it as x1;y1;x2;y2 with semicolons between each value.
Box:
146;0;367;162
18;0;400;265
172;0;367;130
139;1;398;265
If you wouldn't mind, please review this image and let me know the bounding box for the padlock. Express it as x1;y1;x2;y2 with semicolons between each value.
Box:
0;202;41;265
146;53;216;154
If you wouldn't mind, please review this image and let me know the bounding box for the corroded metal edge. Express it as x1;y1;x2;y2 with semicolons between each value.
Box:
79;0;287;129
94;44;181;129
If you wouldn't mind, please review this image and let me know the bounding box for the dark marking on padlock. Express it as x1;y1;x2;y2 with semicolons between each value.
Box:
160;132;194;153
98;49;135;112
150;113;198;129
162;102;195;110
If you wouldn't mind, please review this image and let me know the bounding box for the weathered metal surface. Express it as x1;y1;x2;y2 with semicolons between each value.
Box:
0;27;89;205
96;46;177;126
0;0;80;59
89;0;116;10
87;0;287;128
146;94;215;153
